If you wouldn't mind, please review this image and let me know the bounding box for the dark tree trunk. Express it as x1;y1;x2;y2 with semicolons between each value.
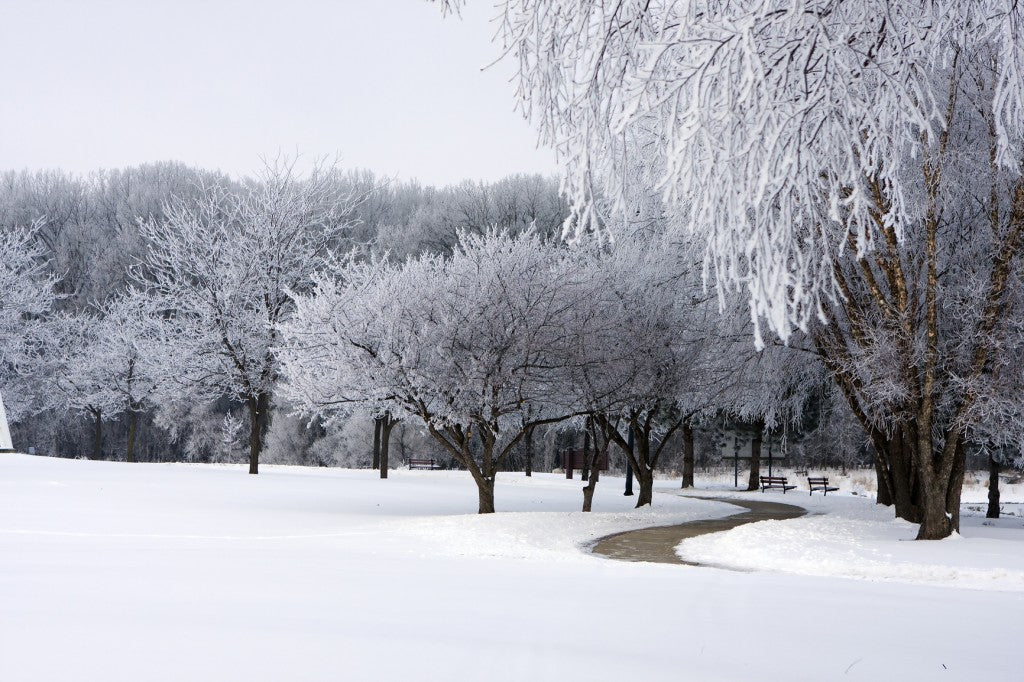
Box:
524;426;533;477
476;477;495;514
746;423;763;491
631;423;655;507
917;477;954;540
873;451;893;506
90;407;102;460
873;428;923;523
582;464;600;512
986;455;1001;519
945;439;966;533
680;421;694;489
125;408;138;463
634;466;654;507
581;427;591;481
246;391;271;475
379;413;397;479
582;420;602;512
372;417;382;470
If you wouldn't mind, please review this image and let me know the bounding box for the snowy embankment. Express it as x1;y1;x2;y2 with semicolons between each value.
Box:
677;489;1024;591
2;454;1022;682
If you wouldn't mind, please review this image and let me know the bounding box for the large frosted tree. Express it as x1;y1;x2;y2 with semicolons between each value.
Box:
439;0;1024;539
281;231;583;512
139;160;361;474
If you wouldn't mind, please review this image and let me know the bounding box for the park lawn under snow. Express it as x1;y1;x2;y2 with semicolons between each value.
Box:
1;454;1022;682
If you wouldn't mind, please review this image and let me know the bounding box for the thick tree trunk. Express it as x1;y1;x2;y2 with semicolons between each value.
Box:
125;409;138;463
987;455;1001;519
90;408;102;461
680;422;694;489
875;429;923;523
746;424;762;491
476;477;495;514
372;417;382;470
916;477;955;540
246;391;271;475
634;466;654;507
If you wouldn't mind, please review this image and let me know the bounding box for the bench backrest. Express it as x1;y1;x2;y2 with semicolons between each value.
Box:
807;477;829;485
760;476;788;484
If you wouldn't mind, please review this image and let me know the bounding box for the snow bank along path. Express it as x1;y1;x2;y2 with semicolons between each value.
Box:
592;497;806;564
677;488;1024;592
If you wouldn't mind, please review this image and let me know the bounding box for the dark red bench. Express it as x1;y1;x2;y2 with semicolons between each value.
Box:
808;476;839;496
760;475;796;493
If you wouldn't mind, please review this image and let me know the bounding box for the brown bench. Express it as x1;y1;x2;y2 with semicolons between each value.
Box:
408;458;440;470
760;475;796;493
807;476;839;496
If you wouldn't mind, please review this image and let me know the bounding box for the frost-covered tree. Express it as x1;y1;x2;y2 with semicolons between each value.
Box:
281;231;583;512
0;224;61;429
572;238;739;506
49;295;168;462
0;225;59;373
139;159;362;474
445;0;1024;539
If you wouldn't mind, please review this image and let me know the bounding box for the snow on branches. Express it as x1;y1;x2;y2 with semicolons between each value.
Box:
499;0;1024;344
0;223;59;378
280;230;586;511
137;158;364;473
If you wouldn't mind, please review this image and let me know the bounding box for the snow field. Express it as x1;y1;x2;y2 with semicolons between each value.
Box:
1;454;1021;682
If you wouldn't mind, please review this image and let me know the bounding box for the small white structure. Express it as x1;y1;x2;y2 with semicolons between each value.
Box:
0;389;15;453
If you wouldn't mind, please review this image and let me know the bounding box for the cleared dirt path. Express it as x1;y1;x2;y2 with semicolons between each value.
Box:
591;496;807;565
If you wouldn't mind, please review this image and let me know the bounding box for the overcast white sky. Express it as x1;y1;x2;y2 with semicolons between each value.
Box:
0;0;558;186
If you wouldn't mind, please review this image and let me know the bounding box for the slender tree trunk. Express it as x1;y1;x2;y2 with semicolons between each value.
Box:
945;438;966;533
581;427;591;481
681;422;694;489
379;413;396;479
873;449;893;506
582;465;600;512
90;407;102;461
987;455;1001;519
246;391;271;475
582;421;603;512
524;426;533;477
372;417;382;470
125;409;138;463
746;423;762;491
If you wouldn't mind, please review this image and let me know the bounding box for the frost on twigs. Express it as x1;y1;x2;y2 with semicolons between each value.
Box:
502;0;1024;342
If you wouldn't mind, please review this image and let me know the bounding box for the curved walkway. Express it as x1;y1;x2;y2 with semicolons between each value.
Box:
591;496;807;565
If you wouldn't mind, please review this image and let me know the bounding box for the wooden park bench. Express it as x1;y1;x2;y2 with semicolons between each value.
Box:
759;475;796;493
408;458;441;470
807;476;839;496
794;468;808;476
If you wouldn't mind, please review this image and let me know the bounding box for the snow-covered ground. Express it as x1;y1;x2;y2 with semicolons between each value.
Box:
677;490;1024;591
1;454;1021;681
